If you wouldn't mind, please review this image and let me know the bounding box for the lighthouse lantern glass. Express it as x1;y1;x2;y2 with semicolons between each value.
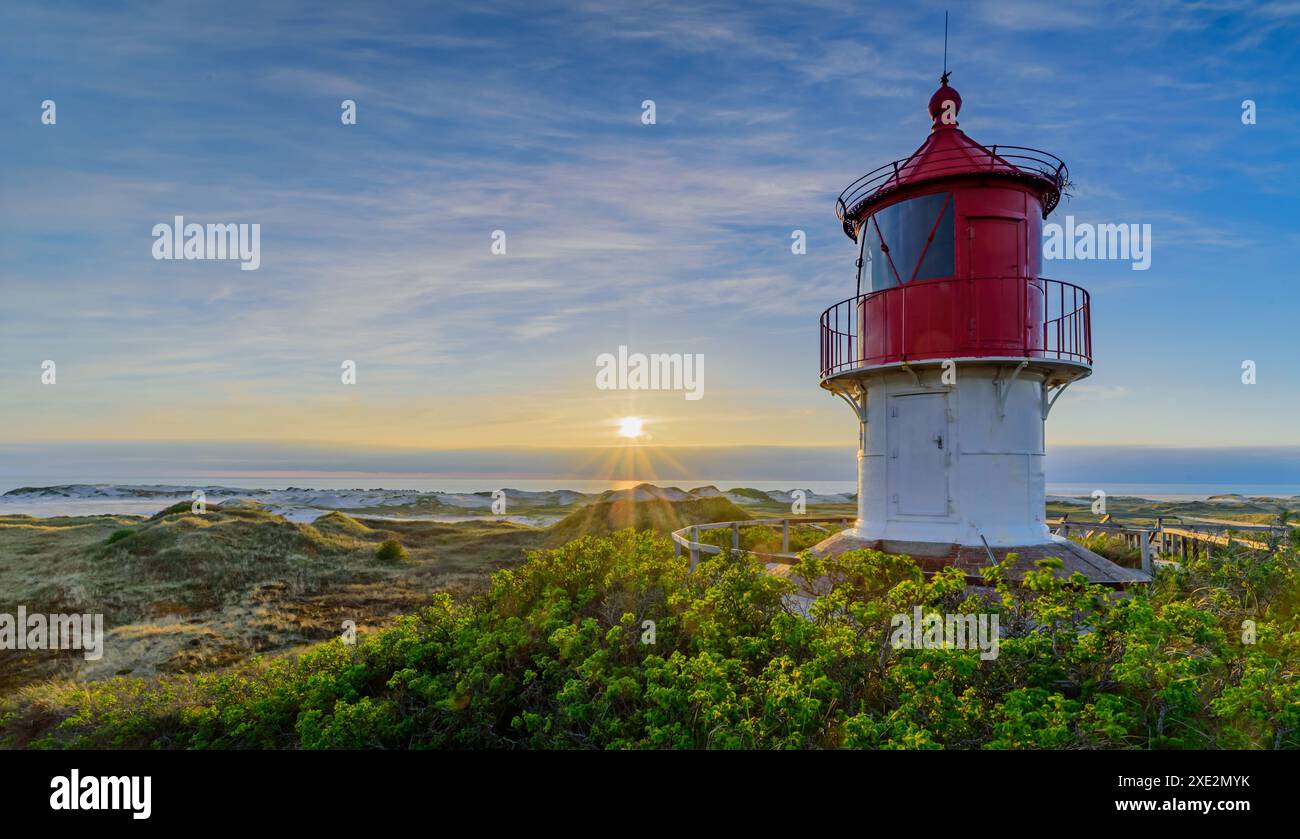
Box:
857;191;955;293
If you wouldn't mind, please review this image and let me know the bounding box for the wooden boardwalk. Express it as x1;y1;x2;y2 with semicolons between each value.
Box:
1049;514;1282;566
671;513;1288;590
810;529;1150;587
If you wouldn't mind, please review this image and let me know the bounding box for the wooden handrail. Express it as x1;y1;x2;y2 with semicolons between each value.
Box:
672;517;854;570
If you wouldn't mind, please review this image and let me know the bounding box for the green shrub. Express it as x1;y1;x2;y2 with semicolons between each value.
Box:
375;538;408;562
106;528;133;545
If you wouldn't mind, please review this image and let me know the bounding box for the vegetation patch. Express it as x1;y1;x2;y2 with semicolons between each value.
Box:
0;509;545;694
5;529;1295;750
375;538;409;562
545;496;751;546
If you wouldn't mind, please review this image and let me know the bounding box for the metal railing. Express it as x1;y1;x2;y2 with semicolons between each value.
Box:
836;145;1069;237
819;276;1091;379
671;517;854;570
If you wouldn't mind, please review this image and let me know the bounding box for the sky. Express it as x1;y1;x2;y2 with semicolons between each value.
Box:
1;0;1298;482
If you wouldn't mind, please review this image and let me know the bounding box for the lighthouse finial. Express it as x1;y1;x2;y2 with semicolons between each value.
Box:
941;10;949;82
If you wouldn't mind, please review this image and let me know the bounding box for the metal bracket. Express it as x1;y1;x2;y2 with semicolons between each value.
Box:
898;361;947;390
834;384;868;452
1041;380;1072;420
993;360;1029;420
833;383;868;424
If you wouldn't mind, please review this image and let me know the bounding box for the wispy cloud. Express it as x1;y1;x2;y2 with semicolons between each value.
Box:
2;0;1298;451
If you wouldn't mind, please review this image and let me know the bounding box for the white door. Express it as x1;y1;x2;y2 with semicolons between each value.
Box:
890;393;949;516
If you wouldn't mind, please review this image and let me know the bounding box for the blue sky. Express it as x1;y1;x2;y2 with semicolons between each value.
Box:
1;0;1298;479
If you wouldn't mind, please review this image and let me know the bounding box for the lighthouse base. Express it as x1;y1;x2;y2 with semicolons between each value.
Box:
808;530;1150;588
826;359;1093;549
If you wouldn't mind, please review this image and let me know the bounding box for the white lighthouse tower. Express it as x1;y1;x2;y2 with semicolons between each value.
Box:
815;76;1147;586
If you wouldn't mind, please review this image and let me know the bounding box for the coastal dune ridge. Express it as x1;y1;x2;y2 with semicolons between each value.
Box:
0;482;858;521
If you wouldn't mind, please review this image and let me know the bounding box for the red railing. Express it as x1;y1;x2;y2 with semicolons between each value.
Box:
819;276;1091;380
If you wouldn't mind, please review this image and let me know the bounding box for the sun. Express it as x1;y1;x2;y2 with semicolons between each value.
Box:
617;416;644;439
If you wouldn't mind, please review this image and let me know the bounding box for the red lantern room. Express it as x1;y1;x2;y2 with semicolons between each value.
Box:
814;74;1146;587
823;74;1089;374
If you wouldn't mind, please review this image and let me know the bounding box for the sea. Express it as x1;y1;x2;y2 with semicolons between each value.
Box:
3;475;1299;498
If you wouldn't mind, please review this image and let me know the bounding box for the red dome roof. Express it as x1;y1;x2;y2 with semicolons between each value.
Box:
835;77;1069;239
879;100;1021;192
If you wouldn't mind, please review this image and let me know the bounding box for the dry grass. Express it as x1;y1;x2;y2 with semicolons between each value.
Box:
0;506;545;693
0;493;822;706
1071;532;1142;567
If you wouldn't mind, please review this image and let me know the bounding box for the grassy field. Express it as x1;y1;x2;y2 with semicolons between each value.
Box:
4;487;1295;735
0;503;545;693
5;530;1296;750
0;492;785;697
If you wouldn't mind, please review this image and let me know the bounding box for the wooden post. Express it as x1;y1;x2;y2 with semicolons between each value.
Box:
731;522;740;551
689;526;700;571
1139;532;1151;576
674;539;681;558
781;520;790;553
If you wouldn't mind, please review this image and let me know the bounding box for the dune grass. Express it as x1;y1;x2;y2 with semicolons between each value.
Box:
544;495;752;546
1070;533;1142;567
0;506;545;692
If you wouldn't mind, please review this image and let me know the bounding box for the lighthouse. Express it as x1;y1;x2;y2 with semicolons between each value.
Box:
815;75;1147;585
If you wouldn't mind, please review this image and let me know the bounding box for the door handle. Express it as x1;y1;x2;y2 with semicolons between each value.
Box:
934;434;944;450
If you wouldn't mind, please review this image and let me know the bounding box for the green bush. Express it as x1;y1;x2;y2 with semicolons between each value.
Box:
105;528;133;545
9;529;1298;750
375;538;408;562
